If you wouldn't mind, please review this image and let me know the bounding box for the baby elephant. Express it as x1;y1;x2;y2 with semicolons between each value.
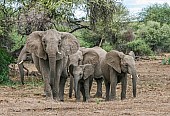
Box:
70;64;94;102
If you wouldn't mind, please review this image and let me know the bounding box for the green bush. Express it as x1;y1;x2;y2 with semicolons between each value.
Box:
127;38;153;55
10;30;26;51
102;42;114;52
161;58;167;65
0;48;14;84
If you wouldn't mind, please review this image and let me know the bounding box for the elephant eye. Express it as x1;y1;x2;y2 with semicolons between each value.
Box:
58;40;61;45
125;63;128;67
79;73;83;76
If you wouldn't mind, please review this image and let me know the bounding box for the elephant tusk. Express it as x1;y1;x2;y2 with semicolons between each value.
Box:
18;60;23;64
130;74;139;79
58;52;62;55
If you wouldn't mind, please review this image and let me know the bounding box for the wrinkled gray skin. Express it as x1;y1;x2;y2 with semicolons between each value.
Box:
69;46;106;100
70;64;94;102
17;29;80;101
81;46;107;98
101;50;137;101
68;50;83;98
17;46;41;85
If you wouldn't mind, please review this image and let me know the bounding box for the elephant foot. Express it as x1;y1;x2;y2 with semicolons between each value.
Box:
110;97;117;101
53;96;60;102
46;96;53;101
93;92;102;98
121;97;126;100
76;99;81;102
105;98;110;101
69;95;72;98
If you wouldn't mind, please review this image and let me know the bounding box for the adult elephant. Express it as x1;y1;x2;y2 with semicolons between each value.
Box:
101;50;137;101
17;29;80;101
81;46;107;98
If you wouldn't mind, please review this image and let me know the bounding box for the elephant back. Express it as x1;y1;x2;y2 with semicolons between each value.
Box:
82;49;99;65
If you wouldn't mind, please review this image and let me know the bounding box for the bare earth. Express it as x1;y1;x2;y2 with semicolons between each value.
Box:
0;58;170;116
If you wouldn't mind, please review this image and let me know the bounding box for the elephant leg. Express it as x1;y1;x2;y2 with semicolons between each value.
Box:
76;82;81;102
94;77;103;98
104;80;110;101
89;77;93;93
84;78;90;102
121;74;127;100
59;69;68;101
69;75;74;98
39;58;52;100
80;84;86;102
109;67;117;100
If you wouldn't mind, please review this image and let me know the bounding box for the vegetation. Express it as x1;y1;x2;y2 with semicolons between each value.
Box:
1;0;170;84
0;48;14;84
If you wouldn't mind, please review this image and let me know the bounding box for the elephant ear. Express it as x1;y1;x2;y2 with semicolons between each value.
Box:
105;50;125;73
26;31;47;60
82;50;99;65
60;32;80;56
83;64;94;80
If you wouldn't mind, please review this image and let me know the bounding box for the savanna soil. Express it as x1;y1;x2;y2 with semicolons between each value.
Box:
0;56;170;116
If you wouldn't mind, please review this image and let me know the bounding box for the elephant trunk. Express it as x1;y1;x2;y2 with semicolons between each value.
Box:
49;56;56;88
131;70;137;97
18;63;24;85
74;77;79;98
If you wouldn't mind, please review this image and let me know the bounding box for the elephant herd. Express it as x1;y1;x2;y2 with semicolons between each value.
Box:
17;29;137;102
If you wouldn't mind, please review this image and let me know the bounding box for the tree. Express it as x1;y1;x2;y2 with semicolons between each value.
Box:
130;21;170;53
139;3;170;25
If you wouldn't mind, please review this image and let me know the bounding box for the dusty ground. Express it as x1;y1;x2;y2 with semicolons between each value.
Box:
0;57;170;116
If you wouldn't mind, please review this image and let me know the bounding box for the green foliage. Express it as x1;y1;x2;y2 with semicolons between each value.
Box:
134;21;170;52
102;42;114;52
10;30;26;51
161;57;170;65
161;58;167;65
0;48;14;84
139;3;170;24
74;29;101;47
167;57;170;65
127;39;153;55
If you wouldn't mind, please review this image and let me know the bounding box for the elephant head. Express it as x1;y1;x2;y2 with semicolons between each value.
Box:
70;64;94;96
19;29;79;85
105;50;137;97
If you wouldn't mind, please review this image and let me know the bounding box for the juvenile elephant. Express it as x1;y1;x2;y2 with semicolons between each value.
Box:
69;48;100;101
70;64;94;102
67;49;83;98
17;29;80;101
101;50;137;101
80;46;107;98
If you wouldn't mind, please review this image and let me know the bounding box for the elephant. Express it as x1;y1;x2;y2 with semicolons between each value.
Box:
69;48;100;101
17;29;80;101
67;49;83;98
80;46;107;98
70;64;94;102
101;50;137;101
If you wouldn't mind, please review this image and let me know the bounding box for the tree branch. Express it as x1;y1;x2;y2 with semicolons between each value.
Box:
69;25;91;33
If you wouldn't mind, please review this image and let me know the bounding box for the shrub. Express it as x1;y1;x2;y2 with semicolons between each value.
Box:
127;38;153;55
0;47;14;84
167;57;170;65
161;58;167;65
102;42;114;52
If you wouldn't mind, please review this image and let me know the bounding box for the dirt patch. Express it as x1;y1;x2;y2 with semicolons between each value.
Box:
1;59;170;116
